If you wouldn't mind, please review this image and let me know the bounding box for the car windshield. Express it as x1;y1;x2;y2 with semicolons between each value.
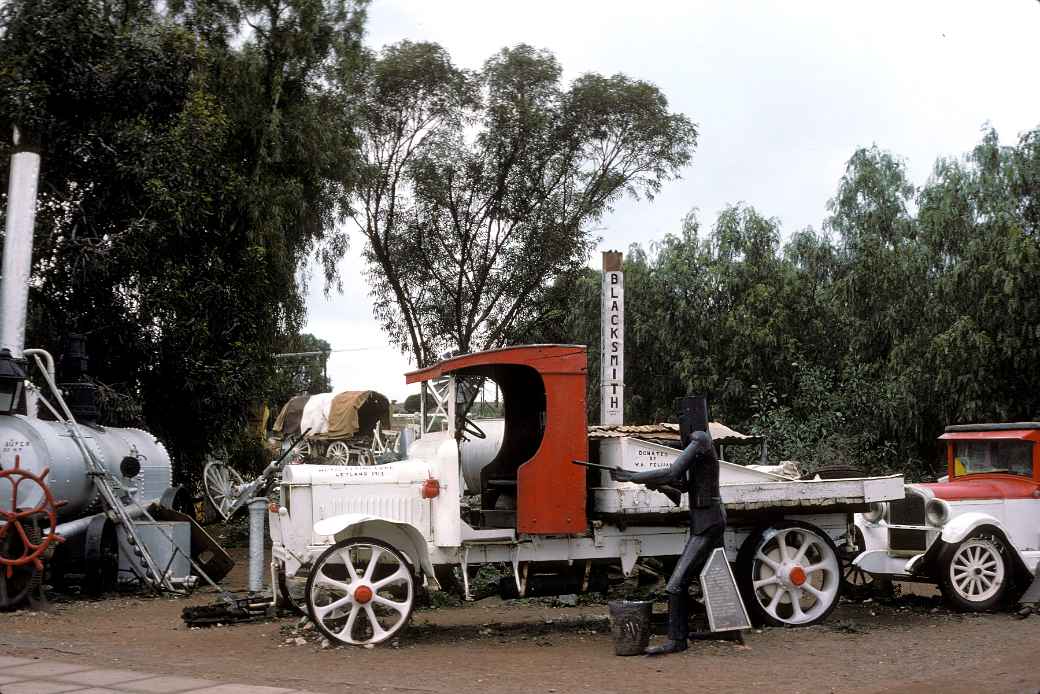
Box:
953;439;1033;478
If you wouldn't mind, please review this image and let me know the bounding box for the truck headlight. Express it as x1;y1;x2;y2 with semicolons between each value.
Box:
926;499;949;526
862;501;886;524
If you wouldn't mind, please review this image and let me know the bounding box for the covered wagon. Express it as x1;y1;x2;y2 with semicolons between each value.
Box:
272;390;395;464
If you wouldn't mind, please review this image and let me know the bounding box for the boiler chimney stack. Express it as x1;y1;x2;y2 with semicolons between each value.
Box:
1;126;41;357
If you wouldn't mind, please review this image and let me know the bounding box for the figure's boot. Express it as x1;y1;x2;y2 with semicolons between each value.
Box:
644;639;688;656
645;592;689;656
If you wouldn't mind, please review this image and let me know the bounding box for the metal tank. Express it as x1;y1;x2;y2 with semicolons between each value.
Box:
0;414;172;521
459;418;505;494
403;419;505;495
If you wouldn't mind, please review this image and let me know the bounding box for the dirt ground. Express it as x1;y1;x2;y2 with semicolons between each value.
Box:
1;551;1038;694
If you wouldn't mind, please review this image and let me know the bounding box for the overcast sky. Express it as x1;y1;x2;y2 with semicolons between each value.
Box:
304;0;1040;402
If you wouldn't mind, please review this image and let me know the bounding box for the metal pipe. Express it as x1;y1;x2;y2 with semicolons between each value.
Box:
49;503;150;542
23;348;54;381
418;381;427;438
51;514;98;541
1;126;41;357
248;498;267;593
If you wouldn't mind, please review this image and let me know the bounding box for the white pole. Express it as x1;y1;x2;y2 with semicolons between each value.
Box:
600;251;624;425
1;125;41;357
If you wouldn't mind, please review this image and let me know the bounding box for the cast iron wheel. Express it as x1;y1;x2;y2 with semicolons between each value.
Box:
0;525;36;609
159;485;195;516
305;537;415;646
203;461;244;521
937;532;1011;612
81;515;119;596
737;520;843;627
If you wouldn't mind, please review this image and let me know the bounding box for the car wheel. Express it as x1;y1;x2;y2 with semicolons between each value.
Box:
937;532;1011;612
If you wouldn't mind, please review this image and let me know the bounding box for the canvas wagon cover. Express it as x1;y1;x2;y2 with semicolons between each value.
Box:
273;390;387;440
273;394;309;436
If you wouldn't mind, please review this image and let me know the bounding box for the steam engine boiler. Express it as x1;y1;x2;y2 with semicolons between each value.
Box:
0;127;178;607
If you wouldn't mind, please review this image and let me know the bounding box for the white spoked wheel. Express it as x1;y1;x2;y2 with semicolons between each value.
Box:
325;441;351;465
739;522;842;627
305;538;415;646
290;439;311;464
202;460;244;521
939;535;1009;611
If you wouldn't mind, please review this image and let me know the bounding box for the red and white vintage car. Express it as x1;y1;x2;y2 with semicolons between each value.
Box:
854;423;1040;610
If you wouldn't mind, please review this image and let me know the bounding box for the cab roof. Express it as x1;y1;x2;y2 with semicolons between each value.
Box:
405;344;586;384
940;422;1040;442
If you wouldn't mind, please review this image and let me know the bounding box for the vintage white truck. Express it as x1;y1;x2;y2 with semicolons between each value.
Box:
269;345;905;646
854;423;1040;611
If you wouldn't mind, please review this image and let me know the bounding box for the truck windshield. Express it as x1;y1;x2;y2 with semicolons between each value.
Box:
953;440;1033;478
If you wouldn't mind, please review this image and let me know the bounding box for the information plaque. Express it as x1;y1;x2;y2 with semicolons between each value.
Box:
699;547;751;632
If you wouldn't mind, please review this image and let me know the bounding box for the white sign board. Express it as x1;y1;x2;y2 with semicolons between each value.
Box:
601;254;624;425
699;547;751;632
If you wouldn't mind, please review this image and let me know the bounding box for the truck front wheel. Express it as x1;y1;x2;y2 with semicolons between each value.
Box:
305;537;416;646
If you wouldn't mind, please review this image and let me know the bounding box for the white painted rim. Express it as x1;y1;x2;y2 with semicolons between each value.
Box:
291;439;311;463
949;538;1005;603
750;526;841;625
308;542;414;646
325;441;351;465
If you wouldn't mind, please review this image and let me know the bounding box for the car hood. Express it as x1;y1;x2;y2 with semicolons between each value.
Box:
916;476;1038;501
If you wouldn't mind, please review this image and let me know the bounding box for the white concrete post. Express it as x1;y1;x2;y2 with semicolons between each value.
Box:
600;251;624;425
247;498;267;593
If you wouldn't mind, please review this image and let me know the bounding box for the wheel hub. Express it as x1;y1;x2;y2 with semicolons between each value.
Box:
787;565;807;587
353;584;373;604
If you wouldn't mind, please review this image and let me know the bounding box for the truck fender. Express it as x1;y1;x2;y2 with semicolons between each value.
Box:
939;512;1007;545
313;513;439;590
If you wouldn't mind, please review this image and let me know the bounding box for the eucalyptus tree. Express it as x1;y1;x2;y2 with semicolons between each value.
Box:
0;0;367;476
347;42;698;366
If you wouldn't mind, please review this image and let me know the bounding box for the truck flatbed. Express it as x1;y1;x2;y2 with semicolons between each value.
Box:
593;435;903;516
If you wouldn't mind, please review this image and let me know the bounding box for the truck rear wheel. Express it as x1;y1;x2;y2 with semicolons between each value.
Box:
736;521;843;627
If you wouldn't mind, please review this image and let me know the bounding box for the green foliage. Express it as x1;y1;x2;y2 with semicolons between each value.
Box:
529;128;1040;480
402;391;437;414
349;41;697;366
269;333;333;408
0;0;367;483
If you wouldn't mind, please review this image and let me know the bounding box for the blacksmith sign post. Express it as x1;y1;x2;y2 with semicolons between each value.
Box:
601;251;624;425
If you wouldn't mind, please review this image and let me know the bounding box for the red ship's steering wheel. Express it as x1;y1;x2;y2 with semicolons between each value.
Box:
0;455;65;576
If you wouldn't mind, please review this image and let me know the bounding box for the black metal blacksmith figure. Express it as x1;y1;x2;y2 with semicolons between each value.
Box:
611;395;725;655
